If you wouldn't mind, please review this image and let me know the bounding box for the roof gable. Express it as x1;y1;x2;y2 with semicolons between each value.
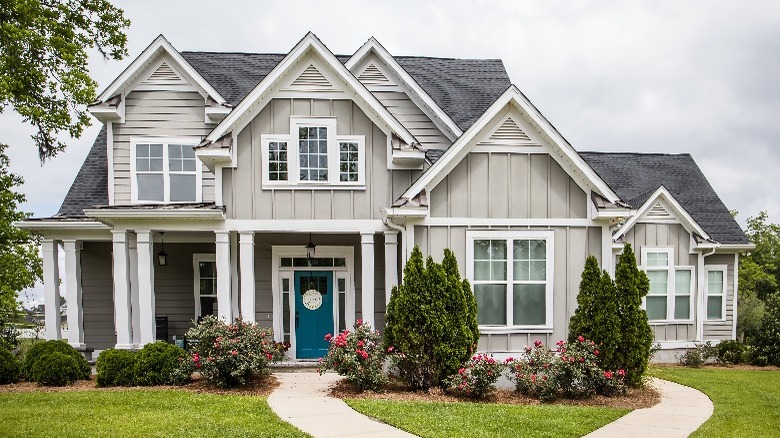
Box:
613;186;710;242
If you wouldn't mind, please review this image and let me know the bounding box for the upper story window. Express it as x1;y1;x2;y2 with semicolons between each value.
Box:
467;230;554;331
131;138;202;203
261;117;365;188
641;247;694;322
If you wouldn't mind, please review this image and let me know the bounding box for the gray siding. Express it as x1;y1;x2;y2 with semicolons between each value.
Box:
703;254;736;341
429;153;588;219
113;89;215;204
373;91;451;150
226;98;416;220
81;242;115;350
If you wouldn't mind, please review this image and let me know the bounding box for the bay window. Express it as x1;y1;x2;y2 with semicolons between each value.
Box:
131;138;201;203
641;248;693;322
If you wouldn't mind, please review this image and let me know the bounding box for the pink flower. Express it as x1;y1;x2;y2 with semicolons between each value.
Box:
266;353;273;360
594;349;600;356
577;335;585;342
231;350;237;356
556;340;565;347
458;367;466;375
324;333;332;341
356;319;363;326
357;349;368;360
618;369;625;377
357;340;364;348
534;340;543;348
604;371;613;379
387;346;395;353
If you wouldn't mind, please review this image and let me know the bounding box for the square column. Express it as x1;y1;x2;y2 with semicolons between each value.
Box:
111;231;134;349
128;235;141;347
239;231;256;323
361;232;375;327
135;230;156;346
62;240;85;349
41;239;62;340
384;231;399;307
215;231;232;322
230;232;240;318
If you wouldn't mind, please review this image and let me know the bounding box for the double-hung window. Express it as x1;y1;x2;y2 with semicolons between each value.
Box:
641;248;694;321
261;117;365;187
467;231;554;330
705;266;727;321
132;138;202;203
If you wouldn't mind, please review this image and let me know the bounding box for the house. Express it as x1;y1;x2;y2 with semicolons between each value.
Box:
19;33;752;361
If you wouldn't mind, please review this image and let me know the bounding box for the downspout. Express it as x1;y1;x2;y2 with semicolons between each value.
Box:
383;215;406;263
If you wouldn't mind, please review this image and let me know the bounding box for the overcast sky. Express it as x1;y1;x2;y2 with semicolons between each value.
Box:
4;0;779;304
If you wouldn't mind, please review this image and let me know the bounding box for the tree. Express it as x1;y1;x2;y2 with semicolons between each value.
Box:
384;246;479;390
750;293;780;366
0;0;130;160
737;211;780;341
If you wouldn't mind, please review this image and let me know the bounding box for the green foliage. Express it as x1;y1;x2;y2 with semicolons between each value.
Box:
0;0;130;159
31;352;81;386
750;293;780;366
95;348;136;387
716;340;747;365
444;354;503;399
678;342;716;367
613;244;654;386
737;286;765;343
23;340;90;381
568;256;621;371
384;246;479;390
134;341;191;386
738;211;780;341
0;347;20;384
318;320;387;391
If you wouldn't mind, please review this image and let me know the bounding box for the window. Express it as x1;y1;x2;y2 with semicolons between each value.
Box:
261;118;365;187
193;255;217;320
641;248;693;321
132;139;201;203
467;231;554;329
705;266;727;321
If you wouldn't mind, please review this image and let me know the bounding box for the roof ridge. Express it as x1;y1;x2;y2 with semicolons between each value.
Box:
181;50;503;62
580;151;693;157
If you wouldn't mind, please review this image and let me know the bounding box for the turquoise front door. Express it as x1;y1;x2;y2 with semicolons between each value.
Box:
294;271;334;359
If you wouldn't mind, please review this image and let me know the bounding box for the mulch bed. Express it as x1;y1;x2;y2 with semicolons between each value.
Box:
0;373;279;397
330;377;660;410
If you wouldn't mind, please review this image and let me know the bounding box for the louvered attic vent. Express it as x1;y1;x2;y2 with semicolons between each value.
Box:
491;117;531;142
143;62;185;84
647;201;672;218
358;63;391;85
289;64;333;89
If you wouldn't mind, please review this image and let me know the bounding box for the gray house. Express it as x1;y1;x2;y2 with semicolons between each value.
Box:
20;33;751;360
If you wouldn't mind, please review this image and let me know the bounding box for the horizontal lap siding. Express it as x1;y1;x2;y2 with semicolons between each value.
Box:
81;242;115;350
704;254;736;341
113;90;215;204
228;99;413;220
373;91;451;150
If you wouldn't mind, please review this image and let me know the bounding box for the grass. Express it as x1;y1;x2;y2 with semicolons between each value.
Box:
345;399;628;438
651;366;780;437
0;389;309;437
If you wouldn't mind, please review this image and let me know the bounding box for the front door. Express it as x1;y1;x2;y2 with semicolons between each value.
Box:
294;271;333;359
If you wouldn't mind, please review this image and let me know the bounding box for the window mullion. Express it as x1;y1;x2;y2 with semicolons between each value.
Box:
506;238;513;327
667;265;674;320
163;143;170;203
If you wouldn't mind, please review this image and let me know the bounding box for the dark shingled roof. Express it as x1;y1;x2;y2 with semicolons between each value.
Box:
56;126;108;217
580;152;748;244
181;52;511;131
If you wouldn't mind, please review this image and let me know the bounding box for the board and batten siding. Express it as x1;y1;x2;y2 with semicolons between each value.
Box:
414;225;602;352
429;153;588;219
224;98;417;220
703;254;736;341
372;90;451;151
622;223;698;342
112;89;216;204
81;242;115;350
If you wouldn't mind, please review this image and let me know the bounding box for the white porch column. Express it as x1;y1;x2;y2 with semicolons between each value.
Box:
230;232;240;318
239;231;256;323
62;240;85;349
128;235;141;347
384;231;399;307
111;231;133;349
41;239;62;340
135;230;156;346
361;232;375;327
215;231;232;322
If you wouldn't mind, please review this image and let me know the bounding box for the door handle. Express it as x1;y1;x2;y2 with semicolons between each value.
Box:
295;311;299;329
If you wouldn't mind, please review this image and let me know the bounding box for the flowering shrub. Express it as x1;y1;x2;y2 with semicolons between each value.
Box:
318;320;387;391
506;337;627;402
444;354;503;398
185;316;279;388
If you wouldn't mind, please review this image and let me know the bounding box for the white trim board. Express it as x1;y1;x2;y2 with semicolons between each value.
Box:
613;186;710;242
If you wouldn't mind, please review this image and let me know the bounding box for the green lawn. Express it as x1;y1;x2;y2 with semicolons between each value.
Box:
0;390;308;437
652;366;780;438
345;399;628;438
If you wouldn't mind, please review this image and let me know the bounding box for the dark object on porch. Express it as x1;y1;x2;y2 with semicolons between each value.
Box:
156;316;168;342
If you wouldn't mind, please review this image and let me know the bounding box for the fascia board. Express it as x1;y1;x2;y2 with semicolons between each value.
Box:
613;186;710;241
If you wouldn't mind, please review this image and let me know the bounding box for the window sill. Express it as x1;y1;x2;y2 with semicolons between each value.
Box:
704;320;728;325
648;320;694;325
478;326;553;335
262;184;366;191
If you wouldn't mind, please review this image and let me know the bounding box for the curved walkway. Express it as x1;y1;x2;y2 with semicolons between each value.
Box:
585;378;714;437
268;371;417;437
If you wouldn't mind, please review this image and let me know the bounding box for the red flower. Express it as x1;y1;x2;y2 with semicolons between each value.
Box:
231;350;238;356
577;335;585;342
594;349;600;356
534;340;543;348
324;333;332;341
458;367;466;375
387;346;394;353
618;369;625;377
357;340;364;348
604;370;613;379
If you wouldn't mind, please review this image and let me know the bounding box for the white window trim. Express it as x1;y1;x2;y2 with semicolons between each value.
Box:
466;230;554;332
193;253;216;319
130;137;203;203
641;247;694;324
674;266;695;321
260;117;365;189
704;265;728;322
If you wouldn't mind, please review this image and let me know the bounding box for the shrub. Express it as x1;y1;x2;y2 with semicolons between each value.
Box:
31;352;81;386
185;316;278;388
750;293;780;366
23;340;90;381
0;317;20;352
318;320;386;391
135;342;191;386
95;349;137;387
678;342;716;367
716;340;747;365
444;353;503;399
384;246;479;390
0;347;20;384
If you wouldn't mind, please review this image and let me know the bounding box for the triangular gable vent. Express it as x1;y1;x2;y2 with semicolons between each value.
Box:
646;201;673;219
358;63;392;85
142;61;186;84
491;117;531;142
287;64;334;90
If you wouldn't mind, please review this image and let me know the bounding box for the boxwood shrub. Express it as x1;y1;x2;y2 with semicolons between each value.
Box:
31;352;82;386
135;341;191;386
23;340;90;381
96;349;137;387
0;347;20;384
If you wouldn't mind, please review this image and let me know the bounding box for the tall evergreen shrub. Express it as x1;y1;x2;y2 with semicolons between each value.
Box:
751;293;780;366
384;246;479;390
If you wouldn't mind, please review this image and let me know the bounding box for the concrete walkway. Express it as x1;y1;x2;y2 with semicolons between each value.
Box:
267;371;417;438
585;378;714;438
